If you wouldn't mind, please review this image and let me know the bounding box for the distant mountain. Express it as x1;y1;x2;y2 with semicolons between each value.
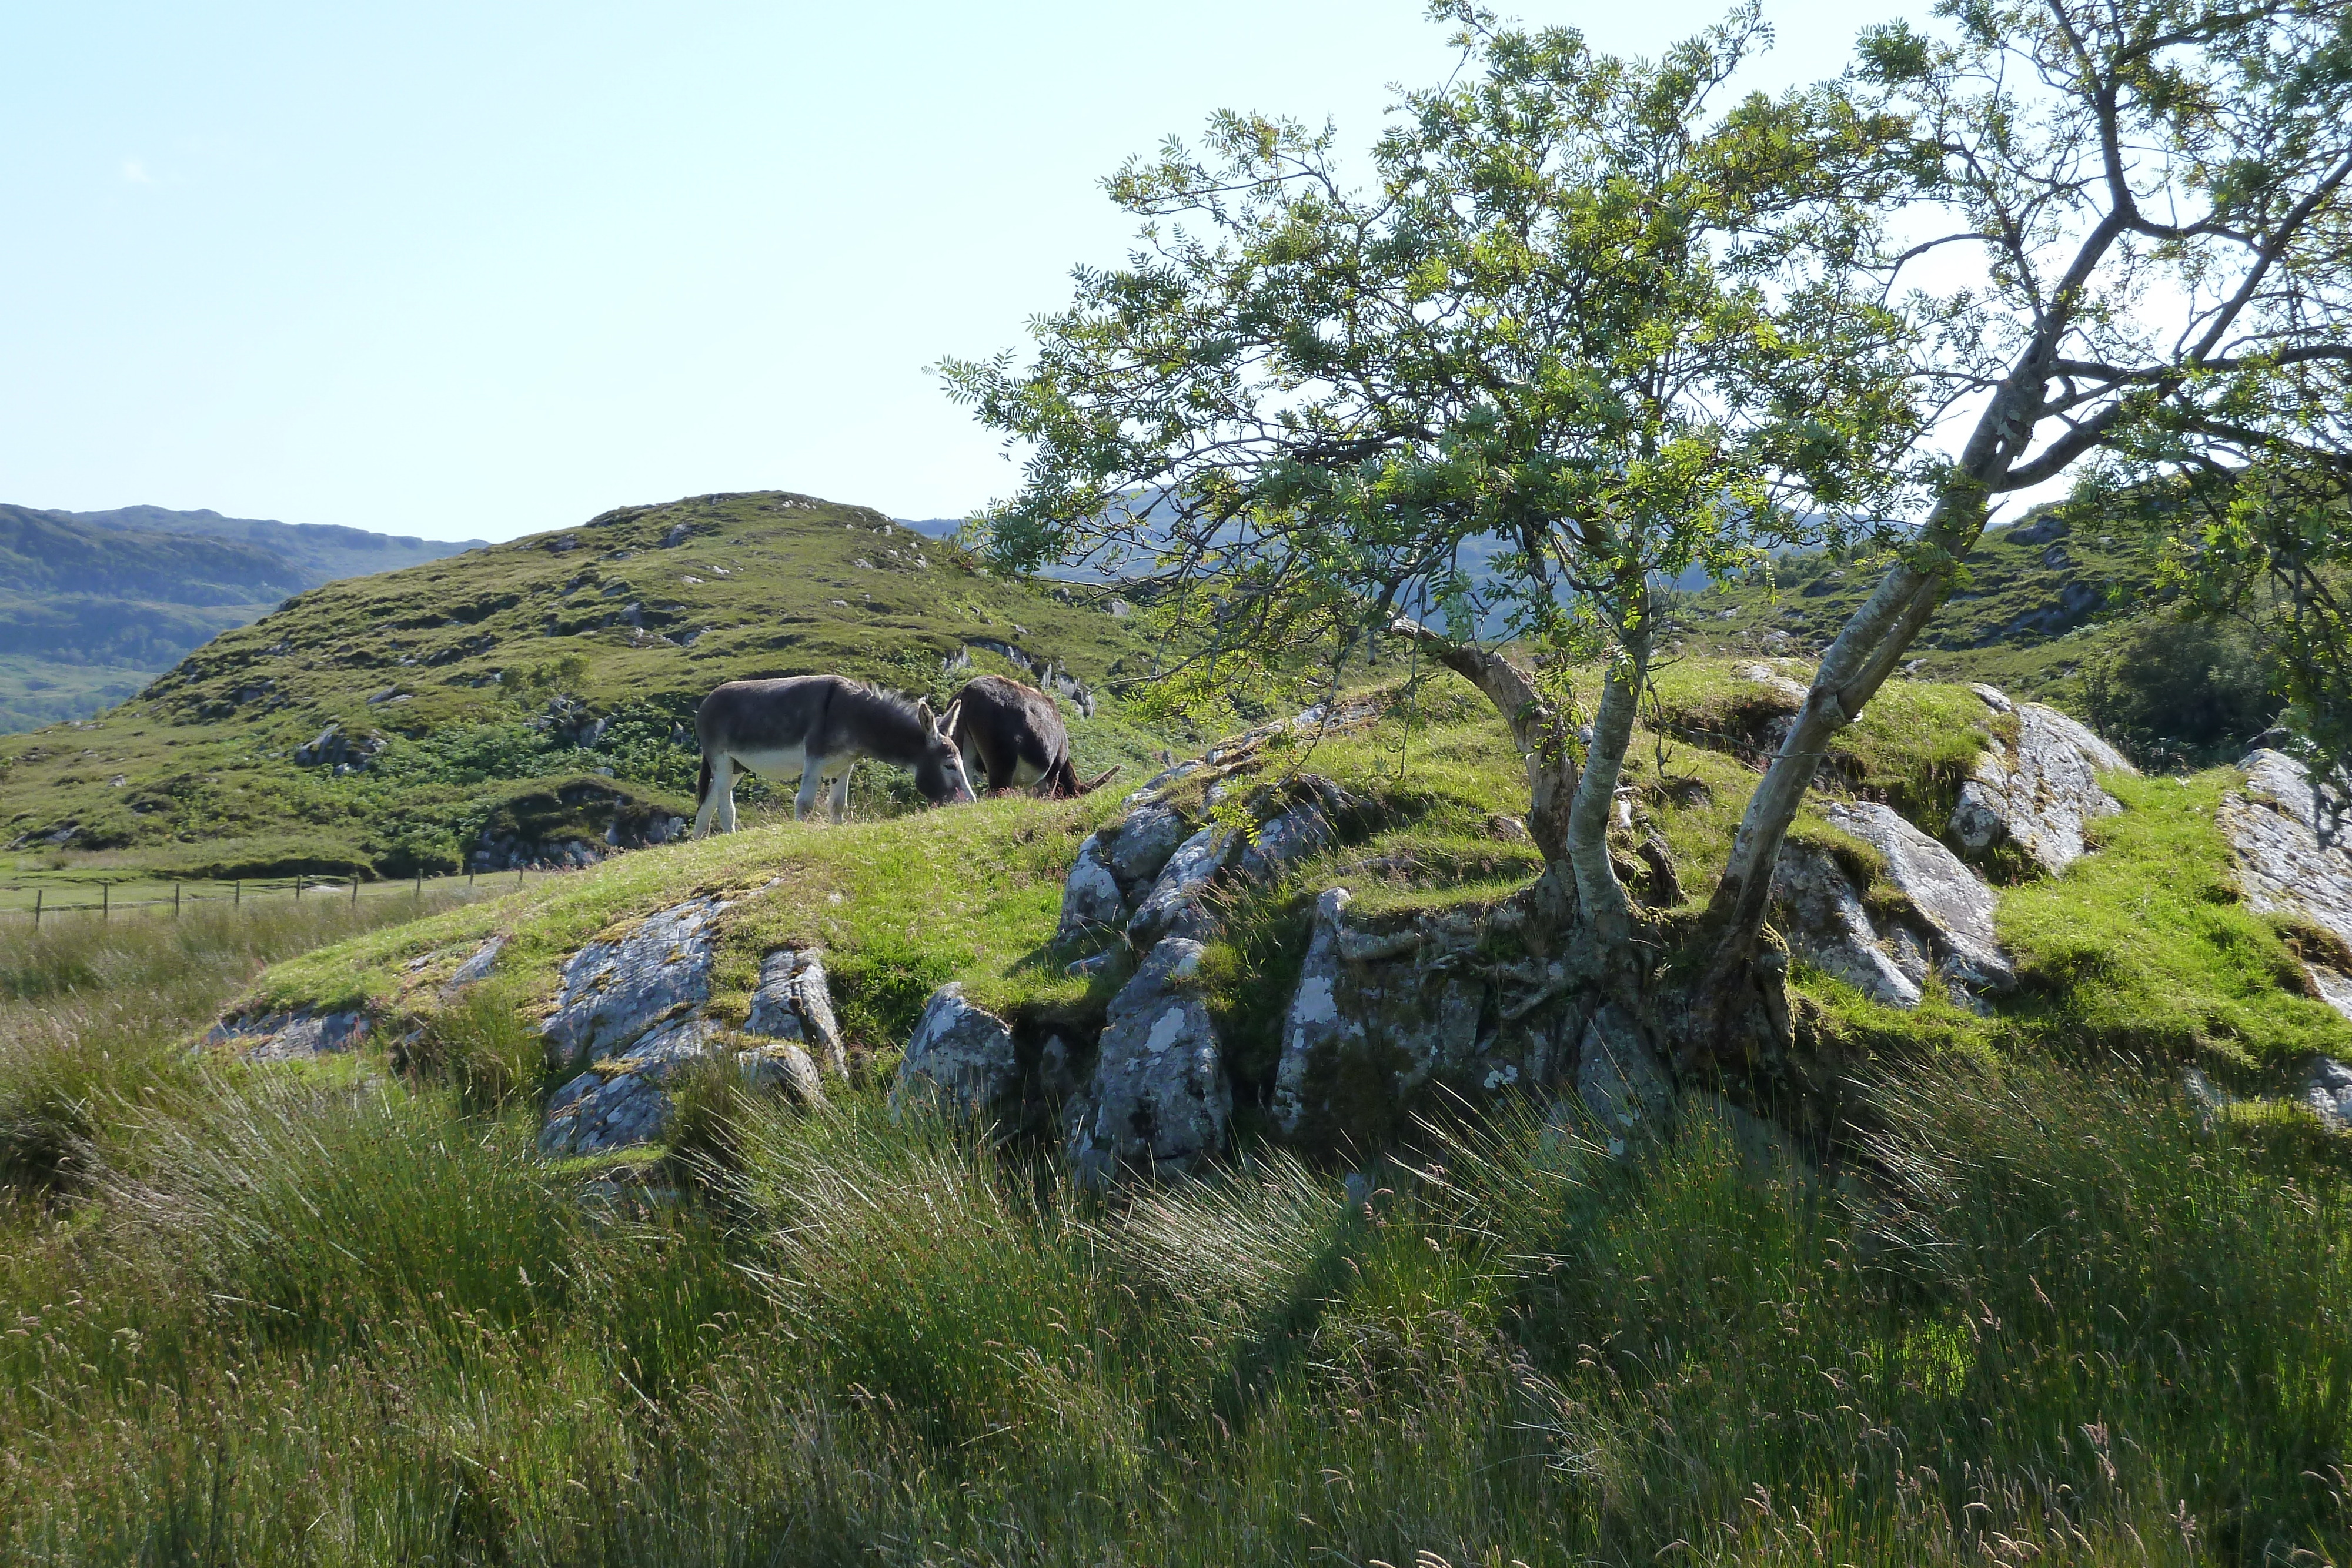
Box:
0;504;486;734
51;504;486;584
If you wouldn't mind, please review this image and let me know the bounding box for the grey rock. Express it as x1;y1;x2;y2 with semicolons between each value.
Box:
1731;660;1811;706
1104;802;1192;891
1270;891;1570;1149
537;1017;724;1155
1235;795;1338;883
1826;803;2013;995
1575;1005;1672;1156
206;1008;369;1061
1126;826;1230;947
739;1042;828;1109
444;936;505;992
745;948;847;1076
1949;687;2132;874
540;896;726;1071
1271;890;1360;1135
2304;1057;2352;1134
893;984;1023;1127
1068;939;1231;1182
1773;804;2013;1009
1056;835;1128;936
2218;749;2352;1021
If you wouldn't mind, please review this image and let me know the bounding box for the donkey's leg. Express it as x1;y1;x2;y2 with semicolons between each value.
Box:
827;763;853;825
794;749;826;822
694;753;734;837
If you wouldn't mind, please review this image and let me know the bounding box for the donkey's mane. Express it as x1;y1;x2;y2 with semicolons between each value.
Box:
831;680;936;764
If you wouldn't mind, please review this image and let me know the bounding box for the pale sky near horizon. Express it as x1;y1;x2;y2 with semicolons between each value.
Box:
3;0;1903;545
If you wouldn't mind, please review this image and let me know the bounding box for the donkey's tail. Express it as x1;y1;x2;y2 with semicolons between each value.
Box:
695;754;713;811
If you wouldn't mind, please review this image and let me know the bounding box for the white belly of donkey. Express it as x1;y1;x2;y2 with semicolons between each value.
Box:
727;744;847;785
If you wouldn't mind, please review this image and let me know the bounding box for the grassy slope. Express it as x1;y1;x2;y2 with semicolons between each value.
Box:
3;660;2349;1563
1672;509;2162;712
0;490;1161;885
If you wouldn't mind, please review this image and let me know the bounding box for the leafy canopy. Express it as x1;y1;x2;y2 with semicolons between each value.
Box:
942;1;1923;718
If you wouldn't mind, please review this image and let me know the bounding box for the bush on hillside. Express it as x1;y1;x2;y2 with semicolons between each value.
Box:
2081;611;2277;768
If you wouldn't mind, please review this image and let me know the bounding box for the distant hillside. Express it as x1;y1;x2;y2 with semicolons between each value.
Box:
0;490;1160;881
0;504;485;733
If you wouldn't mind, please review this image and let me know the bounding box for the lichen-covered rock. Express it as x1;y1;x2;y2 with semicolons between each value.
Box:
2305;1057;2352;1133
1104;801;1192;891
1949;686;2132;874
1270;893;1574;1149
1575;1005;1673;1158
893;984;1023;1127
540;896;726;1071
538;1017;723;1155
205;1009;369;1061
1235;781;1351;882
1068;939;1231;1182
1127;826;1231;947
2220;750;2352;1021
1056;834;1129;936
1775;803;2013;1009
745;948;847;1076
739;1041;828;1109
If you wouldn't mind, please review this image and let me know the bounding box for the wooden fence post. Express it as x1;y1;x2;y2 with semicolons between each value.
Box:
234;879;242;907
174;882;182;917
101;882;109;921
31;890;41;930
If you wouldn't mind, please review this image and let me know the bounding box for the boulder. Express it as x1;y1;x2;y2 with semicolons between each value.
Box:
1773;803;2013;1009
1126;827;1231;947
2305;1057;2352;1134
2218;749;2352;1020
205;1008;369;1061
1234;781;1349;882
1055;835;1129;937
538;1017;723;1156
893;984;1023;1128
443;936;505;993
1949;685;2132;874
739;1042;828;1109
744;948;847;1076
1104;801;1192;891
540;896;726;1071
1270;891;1575;1148
1067;939;1231;1182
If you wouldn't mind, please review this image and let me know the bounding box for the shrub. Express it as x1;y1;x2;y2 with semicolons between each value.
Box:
2082;611;2277;767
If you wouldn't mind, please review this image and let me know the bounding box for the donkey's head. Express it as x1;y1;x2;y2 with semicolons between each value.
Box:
911;699;976;806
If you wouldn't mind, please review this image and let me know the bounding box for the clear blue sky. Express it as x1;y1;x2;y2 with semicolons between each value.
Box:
1;1;1897;543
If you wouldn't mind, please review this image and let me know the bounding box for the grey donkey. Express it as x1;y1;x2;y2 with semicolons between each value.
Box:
693;675;974;833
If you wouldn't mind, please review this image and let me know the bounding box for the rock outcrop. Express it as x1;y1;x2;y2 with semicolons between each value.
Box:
2306;1057;2352;1134
1269;892;1577;1149
893;984;1024;1128
203;1008;370;1061
2218;749;2352;1020
745;948;847;1076
1773;802;2014;1009
533;895;846;1153
1067;939;1232;1182
1949;685;2132;874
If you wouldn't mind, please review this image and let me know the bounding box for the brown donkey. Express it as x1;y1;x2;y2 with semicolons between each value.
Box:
694;675;973;833
947;674;1118;798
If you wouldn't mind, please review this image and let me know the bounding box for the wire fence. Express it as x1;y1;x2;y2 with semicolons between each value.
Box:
0;865;566;928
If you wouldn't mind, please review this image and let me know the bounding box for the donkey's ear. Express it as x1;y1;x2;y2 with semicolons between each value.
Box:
914;700;937;727
938;699;963;735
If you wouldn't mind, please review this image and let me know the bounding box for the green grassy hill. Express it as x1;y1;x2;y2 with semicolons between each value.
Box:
0;504;488;734
2;660;2345;1562
0;490;1161;888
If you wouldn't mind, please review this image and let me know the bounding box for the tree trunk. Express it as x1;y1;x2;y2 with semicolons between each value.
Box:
1388;617;1586;925
1686;382;2037;1068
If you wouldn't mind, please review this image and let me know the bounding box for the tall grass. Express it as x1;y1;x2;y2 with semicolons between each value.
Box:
0;895;2346;1562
